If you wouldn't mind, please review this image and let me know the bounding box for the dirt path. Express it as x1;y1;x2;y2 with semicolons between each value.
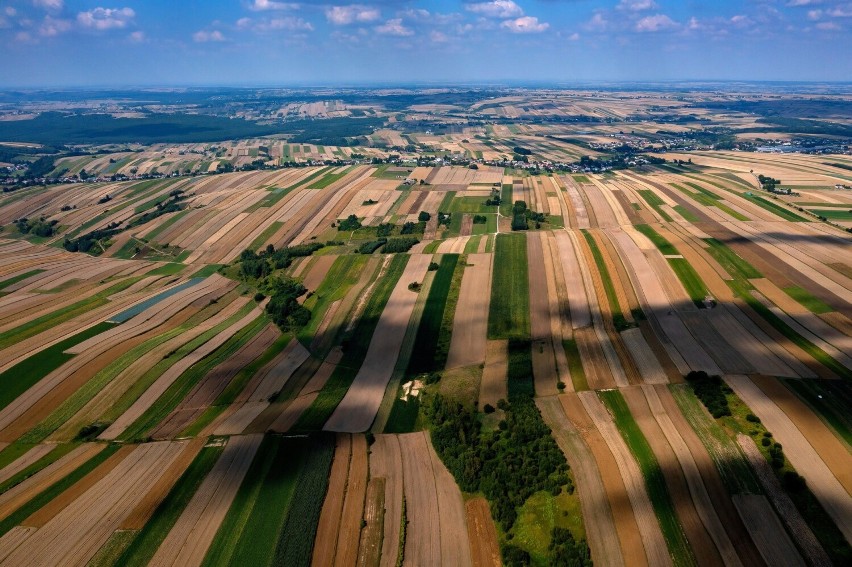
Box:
724;375;852;543
324;254;432;432
446;253;492;369
536;397;624;567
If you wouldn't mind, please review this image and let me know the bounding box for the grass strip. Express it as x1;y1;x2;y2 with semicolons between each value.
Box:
296;255;409;429
580;231;630;330
0;443;78;495
0;321;115;412
0;269;44;291
246;222;283;253
782;286;833;314
406;254;459;375
298;254;369;348
598;390;697;566
562;339;588;391
116;443;224;567
743;194;808;222
488;233;530;340
144;263;185;277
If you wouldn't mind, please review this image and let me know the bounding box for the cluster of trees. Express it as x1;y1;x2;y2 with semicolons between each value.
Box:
239;242;323;280
758;174;781;191
264;277;310;332
504;527;592;567
382;237;419;253
64;222;123;254
685;370;731;418
485;191;502;207
425;391;571;532
336;214;361;231
437;211;451;227
12;216;57;237
510;200;546;231
418;211;431;222
473;215;487;224
358;239;386;254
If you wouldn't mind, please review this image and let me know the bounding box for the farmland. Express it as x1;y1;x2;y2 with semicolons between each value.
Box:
0;85;850;567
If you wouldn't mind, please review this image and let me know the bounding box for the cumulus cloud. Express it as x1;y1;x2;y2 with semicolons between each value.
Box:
325;5;381;25
501;16;549;33
618;0;657;11
430;30;448;42
256;16;313;31
787;0;823;6
375;18;413;36
77;7;135;30
249;0;299;11
584;13;608;31
39;15;71;36
635;14;678;32
465;1;523;19
128;30;145;42
816;20;841;29
32;0;63;10
193;29;225;42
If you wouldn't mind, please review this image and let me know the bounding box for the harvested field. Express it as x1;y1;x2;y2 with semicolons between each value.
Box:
465;497;501;567
732;494;805;567
446;253;492;369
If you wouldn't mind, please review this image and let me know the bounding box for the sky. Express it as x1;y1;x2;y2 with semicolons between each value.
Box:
1;0;851;87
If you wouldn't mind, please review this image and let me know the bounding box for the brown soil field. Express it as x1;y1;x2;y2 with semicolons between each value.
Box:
459;214;473;237
446;253;492;369
537;397;624;566
369;434;403;567
578;391;671;567
0;445;54;486
731;494;805;567
479;340;508;409
560;394;645;566
5;440;187;567
324;254;432;432
0;444;104;523
302;255;337;294
335;434;369;567
465;497;501;567
357;477;385;567
725;375;852;543
736;432;832;566
552;232;591;329
399;432;441;565
148;434;263;567
750;375;852;492
313;434;352;567
620;386;725;567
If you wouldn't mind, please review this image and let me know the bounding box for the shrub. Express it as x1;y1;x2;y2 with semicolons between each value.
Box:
337;214;361;231
418;211;431;222
382;237;419;253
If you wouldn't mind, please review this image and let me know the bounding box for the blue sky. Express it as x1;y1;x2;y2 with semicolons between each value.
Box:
1;0;850;87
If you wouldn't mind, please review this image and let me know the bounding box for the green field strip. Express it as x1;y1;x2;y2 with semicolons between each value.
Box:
189;264;223;279
245;187;294;212
672;205;699;222
144;263;186;277
702;238;762;280
634;224;678;255
119;313;267;442
580;230;630;330
296;254;409;430
0;269;44;291
142;209;190;243
406;254;459;375
281;167;329;191
636;190;673;222
438;191;457;213
0;443;121;538
0;274;141;351
246;221;284;253
742;194;808;222
0;321;116;412
116;443;224;567
809;208;852;220
488;233;530;340
670;183;749;221
562;339;588;392
598;390;697;567
782;286;833;314
448;196;491;214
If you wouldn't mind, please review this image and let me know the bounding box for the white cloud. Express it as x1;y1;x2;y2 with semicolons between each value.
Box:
584;13;608;32
618;0;657;11
568;32;580;40
375;18;413;36
128;30;145;42
730;15;752;26
77;7;135;30
256;16;313;31
465;1;523;19
5;7;17;17
635;14;678;32
827;5;852;17
816;20;841;29
193;29;225;42
501;15;549;33
787;0;823;6
32;0;63;10
39;15;71;36
249;0;299;11
808;9;823;19
15;31;33;42
325;5;381;25
430;30;448;42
